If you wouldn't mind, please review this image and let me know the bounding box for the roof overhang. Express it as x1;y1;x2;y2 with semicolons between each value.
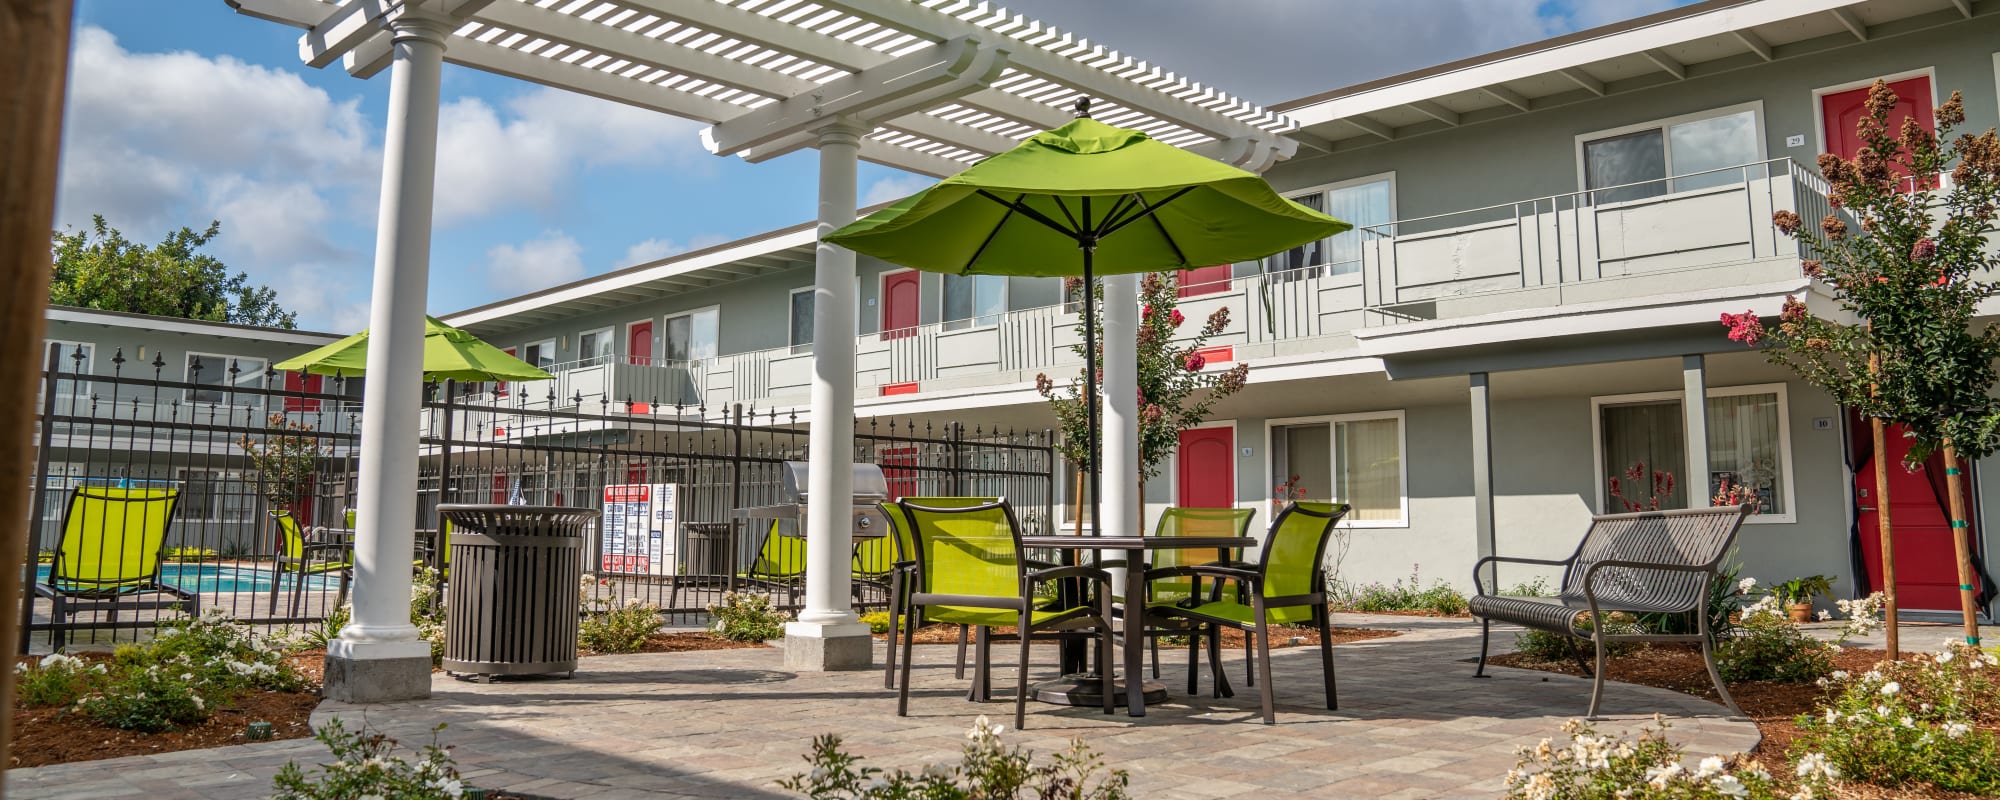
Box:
1271;0;1981;154
45;306;346;346
228;0;1305;176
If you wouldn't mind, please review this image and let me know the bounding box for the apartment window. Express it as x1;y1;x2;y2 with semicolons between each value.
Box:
664;308;718;362
521;339;556;370
1265;174;1393;277
1269;411;1406;525
788;287;815;354
43;340;93;374
185;352;266;405
1581;104;1764;203
577;328;613;366
1594;384;1791;519
942;274;1005;330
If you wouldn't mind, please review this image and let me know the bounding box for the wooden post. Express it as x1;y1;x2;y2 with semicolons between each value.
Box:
1943;443;1981;646
1871;415;1899;658
1;0;77;773
1072;471;1084;536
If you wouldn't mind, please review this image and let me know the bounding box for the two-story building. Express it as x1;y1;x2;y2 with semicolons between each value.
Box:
436;0;1997;618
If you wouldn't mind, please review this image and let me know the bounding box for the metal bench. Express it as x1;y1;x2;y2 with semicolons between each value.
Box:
1470;505;1751;718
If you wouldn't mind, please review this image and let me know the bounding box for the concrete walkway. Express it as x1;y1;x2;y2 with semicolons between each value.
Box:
5;616;1757;800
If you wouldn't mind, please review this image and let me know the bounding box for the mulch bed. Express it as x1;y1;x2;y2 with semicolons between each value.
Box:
9;648;327;769
581;631;770;656
1491;644;1997;799
877;623;1398;650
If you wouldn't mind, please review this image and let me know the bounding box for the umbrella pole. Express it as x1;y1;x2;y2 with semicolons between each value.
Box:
1083;251;1100;539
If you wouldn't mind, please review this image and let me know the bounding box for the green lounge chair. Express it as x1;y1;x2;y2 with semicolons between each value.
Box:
1147;501;1349;724
1135;506;1255;696
268;509;352;617
891;499;1116;729
36;486;197;650
739;519;807;606
877;496;998;689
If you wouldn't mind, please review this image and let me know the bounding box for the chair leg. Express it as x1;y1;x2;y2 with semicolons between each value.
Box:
1150;634;1160;679
1700;634;1742;715
336;571;351;613
973;626;992;703
1586;634;1609;720
1186;627;1200;696
1253;620;1277;725
955;624;970;680
50;596;66;653
1243;632;1255;688
1474;618;1492;678
1317;604;1338;711
1099;589;1116;715
883;573;902;690
896;606;917;717
1207;625;1232;699
268;566;283;615
1015;611;1032;730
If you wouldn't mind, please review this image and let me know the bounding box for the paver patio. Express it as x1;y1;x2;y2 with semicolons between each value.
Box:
5;615;1757;800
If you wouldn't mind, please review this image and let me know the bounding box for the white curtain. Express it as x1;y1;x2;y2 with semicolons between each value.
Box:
1323;179;1393;275
1335;417;1402;521
1705;393;1784;513
1600;401;1687;511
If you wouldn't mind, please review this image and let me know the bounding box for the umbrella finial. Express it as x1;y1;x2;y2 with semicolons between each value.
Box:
1073;97;1092;119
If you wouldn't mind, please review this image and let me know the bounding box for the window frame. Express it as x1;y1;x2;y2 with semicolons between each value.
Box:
183;351;267;407
1264;409;1409;528
1572;100;1768;195
42;339;95;397
662;305;721;363
519;339;557;371
1589;382;1796;524
1264;171;1397;279
576;326;615;366
939;273;1007;332
788;286;815;354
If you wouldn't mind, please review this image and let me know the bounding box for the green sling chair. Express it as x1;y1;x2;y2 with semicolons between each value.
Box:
876;496;999;690
1134;507;1256;697
891;499;1116;730
268;509;353;617
739;519;807;607
1146;501;1350;724
36;486;197;651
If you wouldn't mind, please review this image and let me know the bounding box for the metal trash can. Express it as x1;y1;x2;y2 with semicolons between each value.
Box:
437;504;597;678
681;522;734;576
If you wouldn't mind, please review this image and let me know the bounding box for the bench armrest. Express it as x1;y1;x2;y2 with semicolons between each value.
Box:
1473;555;1572;596
1579;559;1716;616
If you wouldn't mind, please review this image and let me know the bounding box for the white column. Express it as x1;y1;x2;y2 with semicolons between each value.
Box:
325;15;448;703
1101;274;1141;586
785;120;871;670
1683;354;1709;508
1470;372;1496;590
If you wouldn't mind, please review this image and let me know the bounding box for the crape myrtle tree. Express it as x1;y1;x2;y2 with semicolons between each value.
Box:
1036;272;1250;531
1724;82;2000;645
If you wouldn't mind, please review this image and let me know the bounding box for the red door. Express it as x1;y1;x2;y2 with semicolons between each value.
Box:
283;371;323;412
1178;265;1231;298
627;321;653;366
1822;76;1935;190
881;270;920;340
1855;420;1980;611
880;446;919;499
496;347;515;397
1176;427;1234;509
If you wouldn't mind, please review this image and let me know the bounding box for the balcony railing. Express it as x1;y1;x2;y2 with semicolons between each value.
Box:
519;157;1826;413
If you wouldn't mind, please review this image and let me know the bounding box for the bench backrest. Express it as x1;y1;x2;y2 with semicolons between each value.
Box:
1558;505;1749;613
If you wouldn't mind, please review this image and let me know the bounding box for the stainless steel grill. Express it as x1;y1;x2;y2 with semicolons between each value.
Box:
732;461;891;538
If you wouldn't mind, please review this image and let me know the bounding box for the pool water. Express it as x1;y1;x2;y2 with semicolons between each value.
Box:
33;563;341;594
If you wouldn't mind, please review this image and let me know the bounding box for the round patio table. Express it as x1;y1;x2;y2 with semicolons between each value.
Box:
1019;533;1257;717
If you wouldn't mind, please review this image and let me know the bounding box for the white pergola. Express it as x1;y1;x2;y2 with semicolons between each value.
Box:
230;0;1305;697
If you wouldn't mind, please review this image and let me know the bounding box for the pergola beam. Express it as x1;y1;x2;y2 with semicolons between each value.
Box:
472;0;802;101
704;36;1008;155
299;0;392;68
224;0;338;29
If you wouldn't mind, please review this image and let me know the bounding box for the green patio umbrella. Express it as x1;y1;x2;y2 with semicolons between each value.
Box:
274;316;553;382
826;105;1348;536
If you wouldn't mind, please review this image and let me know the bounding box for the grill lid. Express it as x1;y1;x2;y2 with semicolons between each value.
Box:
779;460;890;502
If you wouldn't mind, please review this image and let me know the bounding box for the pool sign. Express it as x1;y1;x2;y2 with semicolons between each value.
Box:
601;483;677;575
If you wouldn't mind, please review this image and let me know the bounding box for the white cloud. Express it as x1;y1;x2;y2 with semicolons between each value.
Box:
434;87;712;224
863;174;935;207
486;232;586;291
619;233;731;266
55;26;379;329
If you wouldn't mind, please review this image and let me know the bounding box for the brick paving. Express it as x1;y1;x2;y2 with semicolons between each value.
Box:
5;615;1758;799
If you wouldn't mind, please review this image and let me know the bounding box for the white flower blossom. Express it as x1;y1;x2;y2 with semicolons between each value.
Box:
1644;762;1683;789
1796;752;1840;782
1712;775;1749;797
1695;756;1726;779
1945;722;1972;738
1738;577;1758;594
1880;681;1900;696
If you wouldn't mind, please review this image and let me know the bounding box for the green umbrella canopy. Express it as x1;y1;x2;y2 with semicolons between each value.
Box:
274;316;553;382
823;116;1349;276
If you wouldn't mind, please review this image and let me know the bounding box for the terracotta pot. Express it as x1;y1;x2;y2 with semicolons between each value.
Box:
1788;602;1814;623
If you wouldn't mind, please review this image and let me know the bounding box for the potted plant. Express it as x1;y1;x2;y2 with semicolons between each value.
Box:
1775;575;1836;622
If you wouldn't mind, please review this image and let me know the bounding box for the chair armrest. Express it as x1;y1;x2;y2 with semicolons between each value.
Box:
1146;565;1261;585
301;542;350;559
1473;555;1572;596
1027;564;1112;586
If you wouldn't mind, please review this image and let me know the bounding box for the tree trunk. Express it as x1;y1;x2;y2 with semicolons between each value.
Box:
1072;470;1084;536
1871;415;1899;658
1;0;76;773
1943;443;1981;646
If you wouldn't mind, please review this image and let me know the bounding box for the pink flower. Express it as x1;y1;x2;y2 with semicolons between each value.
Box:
1721;311;1765;346
1184;353;1207;372
1169;309;1185;328
1142;305;1155;320
1912;237;1938;262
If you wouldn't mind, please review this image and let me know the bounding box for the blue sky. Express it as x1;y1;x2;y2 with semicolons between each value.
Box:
59;0;1693;331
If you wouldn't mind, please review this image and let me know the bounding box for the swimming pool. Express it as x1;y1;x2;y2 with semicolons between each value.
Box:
33;563;342;595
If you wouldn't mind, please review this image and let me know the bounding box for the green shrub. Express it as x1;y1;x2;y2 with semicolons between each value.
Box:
708;593;788;643
272;718;469;800
859;610;915;635
781;716;1128;799
301;602;350;652
580;601;661;654
13;653;104;707
144;610;309;693
1512;613;1641;662
1503;718;1796;800
1502;577;1553;597
1332;567;1467;615
77;663;211;733
412;567;446;666
1791;643;2000;795
164;546;217;562
1635;557;1747;640
1717;612;1834;684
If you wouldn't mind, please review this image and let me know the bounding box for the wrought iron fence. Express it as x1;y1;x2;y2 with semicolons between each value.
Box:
23;347;1056;649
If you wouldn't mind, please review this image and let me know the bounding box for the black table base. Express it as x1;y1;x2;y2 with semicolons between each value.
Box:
1030;674;1167;706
